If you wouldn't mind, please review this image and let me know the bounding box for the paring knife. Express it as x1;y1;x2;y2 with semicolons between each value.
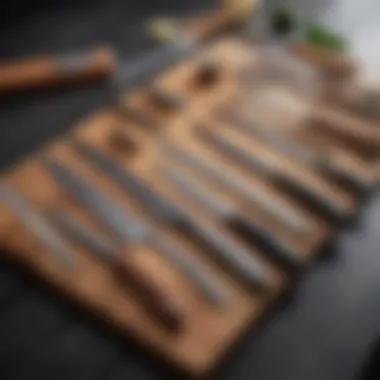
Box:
41;158;185;332
158;164;305;268
216;108;373;192
195;125;347;221
70;140;274;290
162;141;311;234
0;183;76;267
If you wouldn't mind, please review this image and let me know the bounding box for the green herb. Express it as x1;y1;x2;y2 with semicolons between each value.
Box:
304;23;349;53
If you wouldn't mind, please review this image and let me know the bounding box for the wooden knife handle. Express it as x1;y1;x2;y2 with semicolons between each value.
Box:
0;46;116;93
310;107;380;150
186;9;249;41
114;249;184;332
329;153;373;190
288;42;357;79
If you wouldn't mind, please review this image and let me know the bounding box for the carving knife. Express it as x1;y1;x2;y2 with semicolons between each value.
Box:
47;208;228;307
158;164;305;268
116;9;247;94
162;141;311;234
71;140;274;290
216;108;372;192
0;183;76;267
41;158;186;331
196;125;346;221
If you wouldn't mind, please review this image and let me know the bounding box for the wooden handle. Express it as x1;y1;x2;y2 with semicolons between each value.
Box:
288;42;357;79
185;9;249;41
329;153;373;189
310;107;380;150
114;249;184;332
0;46;116;93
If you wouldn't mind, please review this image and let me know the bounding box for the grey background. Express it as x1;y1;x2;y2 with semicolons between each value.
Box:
0;1;380;379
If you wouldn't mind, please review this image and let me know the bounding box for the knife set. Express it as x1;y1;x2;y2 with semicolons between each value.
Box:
0;38;379;376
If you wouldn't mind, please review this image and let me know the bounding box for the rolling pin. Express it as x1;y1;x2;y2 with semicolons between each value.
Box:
0;46;116;93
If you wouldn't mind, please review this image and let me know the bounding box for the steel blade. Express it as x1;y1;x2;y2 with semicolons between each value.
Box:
47;210;116;261
117;37;197;91
159;164;236;219
48;208;227;307
41;157;147;242
72;140;187;224
196;126;273;177
159;165;304;267
71;141;272;289
0;183;76;267
162;142;310;233
217;109;370;192
197;126;345;220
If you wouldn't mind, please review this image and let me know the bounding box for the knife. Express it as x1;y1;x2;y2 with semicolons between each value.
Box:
115;8;248;92
162;141;311;234
70;140;274;290
41;158;187;331
158;164;305;268
48;207;228;307
216;108;372;192
196;125;346;221
0;183;76;267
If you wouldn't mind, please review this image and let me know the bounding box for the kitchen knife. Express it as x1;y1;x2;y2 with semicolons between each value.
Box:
71;140;274;290
196;125;346;220
158;164;305;268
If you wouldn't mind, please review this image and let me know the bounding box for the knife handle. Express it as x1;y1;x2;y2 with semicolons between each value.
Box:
238;215;304;268
310;107;380;151
114;250;184;332
276;171;345;221
288;42;357;79
186;9;248;41
0;47;116;93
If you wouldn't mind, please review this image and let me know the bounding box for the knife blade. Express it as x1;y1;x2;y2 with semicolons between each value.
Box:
196;125;346;221
159;164;305;268
48;209;228;307
0;183;76;267
216;108;372;192
42;160;228;307
71;140;274;290
42;156;147;243
40;162;186;331
116;37;198;92
162;141;311;234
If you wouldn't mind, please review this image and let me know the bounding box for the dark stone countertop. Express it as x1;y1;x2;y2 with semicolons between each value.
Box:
1;1;380;379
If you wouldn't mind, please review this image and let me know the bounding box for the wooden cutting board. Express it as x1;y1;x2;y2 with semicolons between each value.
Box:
0;38;377;376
